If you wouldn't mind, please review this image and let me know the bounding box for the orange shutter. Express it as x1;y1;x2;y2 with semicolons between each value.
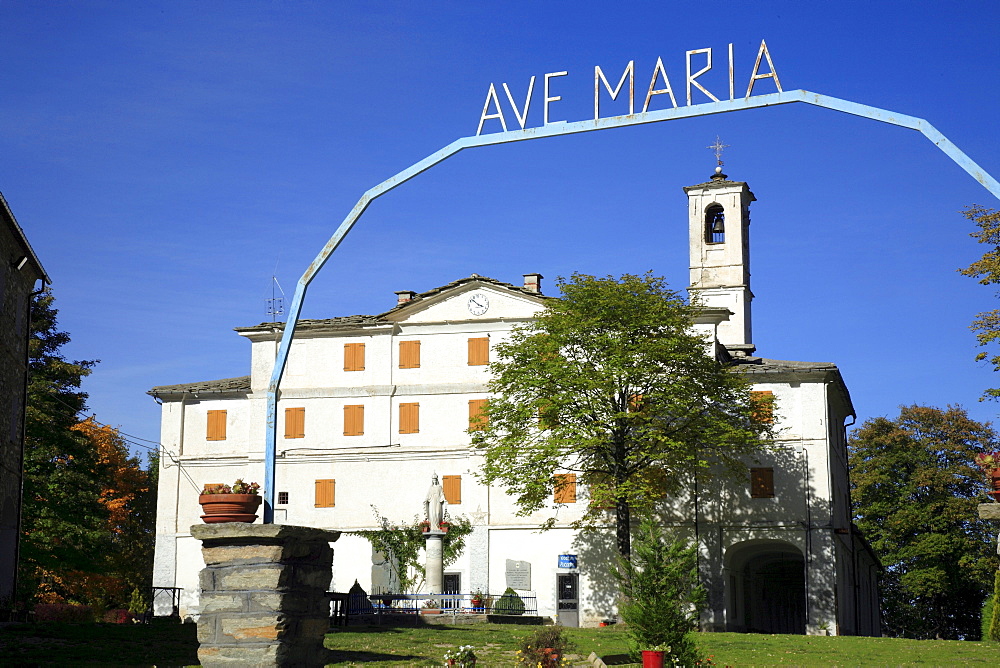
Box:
344;342;366;371
399;341;421;369
442;475;461;504
750;468;775;498
468;399;488;431
207;410;227;441
468;337;489;366
284;407;305;439
751;390;774;424
315;479;336;507
344;404;364;436
554;473;577;503
399;403;420;434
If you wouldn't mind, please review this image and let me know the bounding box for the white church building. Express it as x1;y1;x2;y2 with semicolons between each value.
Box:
150;170;881;635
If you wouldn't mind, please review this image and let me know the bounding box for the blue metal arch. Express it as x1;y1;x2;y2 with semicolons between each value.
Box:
261;88;1000;521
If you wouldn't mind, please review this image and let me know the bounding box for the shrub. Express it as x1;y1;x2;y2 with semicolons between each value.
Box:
33;603;94;623
128;588;149;617
613;517;706;665
493;587;525;615
517;625;572;667
985;571;1000;641
102;608;133;624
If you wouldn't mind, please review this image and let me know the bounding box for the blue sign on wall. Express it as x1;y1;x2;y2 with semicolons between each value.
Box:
558;554;577;569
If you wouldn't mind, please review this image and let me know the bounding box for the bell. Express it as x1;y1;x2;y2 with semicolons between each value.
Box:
711;215;725;234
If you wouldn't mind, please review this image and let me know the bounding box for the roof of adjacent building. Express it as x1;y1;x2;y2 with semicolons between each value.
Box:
735;356;855;416
1;192;49;283
148;375;251;398
233;273;549;334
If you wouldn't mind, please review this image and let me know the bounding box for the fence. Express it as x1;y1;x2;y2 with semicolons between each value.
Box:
334;588;537;621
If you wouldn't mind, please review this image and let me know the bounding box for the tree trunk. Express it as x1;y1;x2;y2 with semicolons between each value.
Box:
615;497;631;559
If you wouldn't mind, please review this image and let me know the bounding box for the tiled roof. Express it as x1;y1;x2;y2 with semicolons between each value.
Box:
234;274;548;334
148;376;251;397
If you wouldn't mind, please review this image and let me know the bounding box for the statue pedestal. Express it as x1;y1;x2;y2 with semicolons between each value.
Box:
423;529;446;594
191;523;340;668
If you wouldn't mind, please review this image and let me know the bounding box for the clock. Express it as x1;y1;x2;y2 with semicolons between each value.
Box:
467;293;490;316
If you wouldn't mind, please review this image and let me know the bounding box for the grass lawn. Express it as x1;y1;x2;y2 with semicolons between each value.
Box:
0;620;199;666
325;622;1000;666
2;620;999;666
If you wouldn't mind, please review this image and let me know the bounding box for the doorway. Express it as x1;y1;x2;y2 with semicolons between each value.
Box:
557;573;579;627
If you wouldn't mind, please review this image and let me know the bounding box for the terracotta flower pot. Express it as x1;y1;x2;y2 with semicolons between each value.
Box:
990;471;1000;502
641;650;666;668
199;493;262;523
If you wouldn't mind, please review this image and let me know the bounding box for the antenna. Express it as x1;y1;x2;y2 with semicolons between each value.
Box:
266;275;285;322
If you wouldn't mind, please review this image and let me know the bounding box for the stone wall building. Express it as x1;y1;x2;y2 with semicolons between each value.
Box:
0;193;47;616
151;171;881;635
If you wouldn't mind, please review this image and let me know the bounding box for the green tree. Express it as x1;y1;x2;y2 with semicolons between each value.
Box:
613;517;705;664
473;273;772;558
959;205;1000;399
19;290;105;604
849;404;997;639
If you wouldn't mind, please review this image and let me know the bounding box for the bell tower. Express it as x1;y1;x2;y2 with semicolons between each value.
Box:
684;164;757;356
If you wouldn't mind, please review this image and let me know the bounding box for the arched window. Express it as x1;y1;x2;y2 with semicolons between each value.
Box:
706;204;725;244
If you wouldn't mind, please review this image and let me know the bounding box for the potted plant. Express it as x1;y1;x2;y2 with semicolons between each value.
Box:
470;588;485;609
975;452;1000;502
443;644;477;667
420;597;441;614
640;643;670;668
199;479;262;523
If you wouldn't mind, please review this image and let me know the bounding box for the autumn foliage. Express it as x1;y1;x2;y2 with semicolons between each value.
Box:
19;291;155;612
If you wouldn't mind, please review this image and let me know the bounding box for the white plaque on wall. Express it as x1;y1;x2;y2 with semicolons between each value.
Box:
505;559;531;590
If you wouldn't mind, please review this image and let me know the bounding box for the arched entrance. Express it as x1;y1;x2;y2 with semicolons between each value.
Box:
726;541;806;634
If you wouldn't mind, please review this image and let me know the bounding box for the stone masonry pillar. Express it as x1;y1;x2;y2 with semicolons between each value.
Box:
424;530;445;594
192;523;341;668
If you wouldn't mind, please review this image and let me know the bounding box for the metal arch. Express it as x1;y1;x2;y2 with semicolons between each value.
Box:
261;88;1000;522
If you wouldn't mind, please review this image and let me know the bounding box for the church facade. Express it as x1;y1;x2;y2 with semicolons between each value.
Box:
150;171;881;635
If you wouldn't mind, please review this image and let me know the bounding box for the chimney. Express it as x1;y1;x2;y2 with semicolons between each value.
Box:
395;290;417;305
523;273;543;294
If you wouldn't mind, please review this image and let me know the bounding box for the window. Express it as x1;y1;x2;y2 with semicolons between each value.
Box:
206;410;227;441
399;402;420;434
705;204;725;243
468;399;488;431
399;340;420;369
344;342;365;371
315;479;336;507
284;407;305;439
344;405;364;436
554;473;577;503
443;475;461;504
750;467;775;498
751;390;775;424
277;491;289;505
468;337;489;366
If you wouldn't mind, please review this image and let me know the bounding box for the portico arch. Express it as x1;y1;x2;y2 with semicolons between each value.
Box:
725;540;806;635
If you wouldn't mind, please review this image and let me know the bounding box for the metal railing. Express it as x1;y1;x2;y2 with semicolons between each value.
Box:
330;590;538;624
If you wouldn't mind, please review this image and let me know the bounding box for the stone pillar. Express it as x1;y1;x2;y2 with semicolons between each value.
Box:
424;530;445;594
192;523;341;668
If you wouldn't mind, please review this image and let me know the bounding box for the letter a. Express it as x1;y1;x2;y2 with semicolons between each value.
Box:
476;83;508;136
746;40;783;97
642;57;678;112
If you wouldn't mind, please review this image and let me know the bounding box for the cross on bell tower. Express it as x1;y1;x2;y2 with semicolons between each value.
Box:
684;145;757;356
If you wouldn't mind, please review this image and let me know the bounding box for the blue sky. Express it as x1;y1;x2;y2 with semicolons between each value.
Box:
2;1;999;457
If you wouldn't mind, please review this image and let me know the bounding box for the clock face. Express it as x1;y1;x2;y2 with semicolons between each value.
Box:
468;293;490;316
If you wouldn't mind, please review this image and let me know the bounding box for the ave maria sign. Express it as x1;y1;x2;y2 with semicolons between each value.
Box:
476;40;781;136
